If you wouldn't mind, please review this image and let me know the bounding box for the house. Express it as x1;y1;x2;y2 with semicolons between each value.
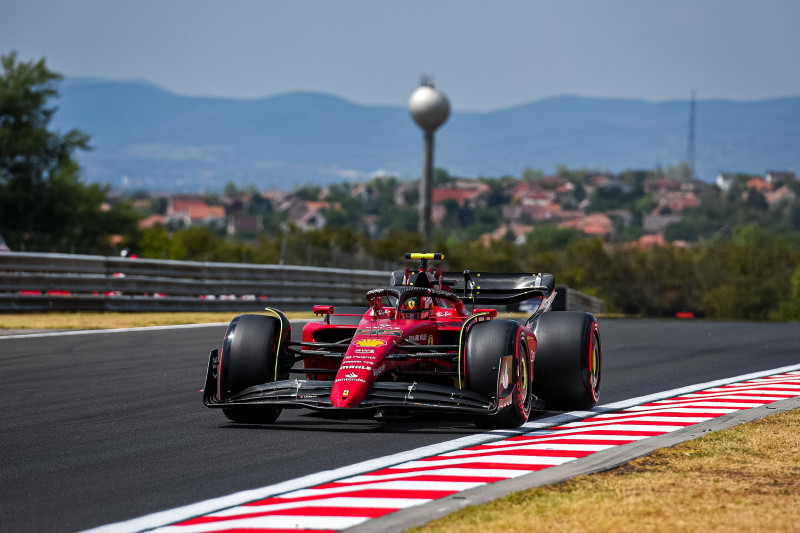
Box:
715;173;737;192
765;171;796;186
745;178;772;193
432;187;488;208
582;174;620;196
166;199;226;228
652;191;701;212
261;190;287;206
478;224;534;246
644;178;683;194
350;183;377;201
606;209;633;228
393;182;418;206
280;200;338;230
139;214;166;229
296;210;326;230
502;204;555;224
627;234;690;250
631;233;666;250
643;205;682;234
227;215;264;236
765;186;797;206
560;213;614;237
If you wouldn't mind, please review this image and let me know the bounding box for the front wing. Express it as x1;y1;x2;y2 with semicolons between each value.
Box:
203;350;498;415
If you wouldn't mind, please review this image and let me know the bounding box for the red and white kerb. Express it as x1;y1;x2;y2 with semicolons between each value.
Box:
152;370;800;533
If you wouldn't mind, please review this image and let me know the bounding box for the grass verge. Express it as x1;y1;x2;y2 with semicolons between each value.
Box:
408;408;800;533
0;311;314;330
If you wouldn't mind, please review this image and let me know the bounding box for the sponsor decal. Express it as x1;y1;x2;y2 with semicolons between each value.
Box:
345;357;379;364
356;328;403;337
340;365;372;371
407;334;429;343
345;372;358;379
354;348;375;354
355;338;388;348
373;364;385;377
428;336;434;345
335;377;367;383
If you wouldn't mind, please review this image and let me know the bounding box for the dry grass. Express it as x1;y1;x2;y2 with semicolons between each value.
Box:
0;311;314;330
409;408;800;533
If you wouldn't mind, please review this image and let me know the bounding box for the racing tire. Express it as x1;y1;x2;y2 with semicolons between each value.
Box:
465;319;533;428
532;311;601;411
219;314;286;424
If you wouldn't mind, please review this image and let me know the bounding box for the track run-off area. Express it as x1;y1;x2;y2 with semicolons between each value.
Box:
2;319;799;533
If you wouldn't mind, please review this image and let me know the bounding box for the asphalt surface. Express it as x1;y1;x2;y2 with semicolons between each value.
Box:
2;318;799;532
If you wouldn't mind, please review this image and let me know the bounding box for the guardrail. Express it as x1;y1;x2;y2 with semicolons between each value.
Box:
0;252;606;314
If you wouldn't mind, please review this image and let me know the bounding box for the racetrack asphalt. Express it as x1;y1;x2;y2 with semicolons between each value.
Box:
2;318;799;533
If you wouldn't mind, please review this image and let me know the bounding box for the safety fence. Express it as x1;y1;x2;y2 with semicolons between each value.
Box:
0;252;606;314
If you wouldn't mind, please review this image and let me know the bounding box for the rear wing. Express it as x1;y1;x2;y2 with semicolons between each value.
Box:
391;268;555;305
440;271;556;305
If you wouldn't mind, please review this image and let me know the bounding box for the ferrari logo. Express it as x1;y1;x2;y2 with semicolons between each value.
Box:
407;300;417;309
343;389;349;397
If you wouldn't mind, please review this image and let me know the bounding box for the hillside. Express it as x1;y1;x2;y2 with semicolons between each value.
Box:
52;78;800;191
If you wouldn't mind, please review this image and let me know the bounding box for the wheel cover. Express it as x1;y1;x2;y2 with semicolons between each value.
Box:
518;343;532;415
588;333;600;401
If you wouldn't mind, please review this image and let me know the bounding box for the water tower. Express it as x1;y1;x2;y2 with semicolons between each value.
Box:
409;77;450;248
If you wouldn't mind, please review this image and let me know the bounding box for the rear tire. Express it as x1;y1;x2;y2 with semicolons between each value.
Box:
219;314;286;423
532;312;601;411
465;319;533;428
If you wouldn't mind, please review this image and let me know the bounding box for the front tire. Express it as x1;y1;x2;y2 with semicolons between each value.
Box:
465;319;533;428
219;314;287;423
532;311;601;411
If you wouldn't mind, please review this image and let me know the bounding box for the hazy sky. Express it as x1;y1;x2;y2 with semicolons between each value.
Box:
3;0;799;111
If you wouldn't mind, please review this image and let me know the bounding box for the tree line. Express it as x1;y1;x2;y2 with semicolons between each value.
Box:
2;51;800;321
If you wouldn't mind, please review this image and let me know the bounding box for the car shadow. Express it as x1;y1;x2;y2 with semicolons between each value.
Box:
216;409;559;435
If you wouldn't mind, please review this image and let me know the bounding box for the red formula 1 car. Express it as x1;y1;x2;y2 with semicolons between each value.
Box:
203;253;601;428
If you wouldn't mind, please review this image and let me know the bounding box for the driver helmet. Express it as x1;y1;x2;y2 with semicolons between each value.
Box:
403;296;433;318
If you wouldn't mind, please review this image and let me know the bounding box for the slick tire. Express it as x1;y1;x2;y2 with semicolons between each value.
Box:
465;319;533;429
532;311;601;411
219;314;285;424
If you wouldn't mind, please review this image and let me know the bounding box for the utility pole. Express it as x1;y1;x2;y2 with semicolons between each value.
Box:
409;77;450;249
687;89;696;180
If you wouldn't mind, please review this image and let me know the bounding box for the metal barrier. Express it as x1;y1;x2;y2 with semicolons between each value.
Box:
0;253;389;312
0;252;606;314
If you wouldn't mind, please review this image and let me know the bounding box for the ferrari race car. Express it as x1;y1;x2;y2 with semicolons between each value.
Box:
203;253;601;428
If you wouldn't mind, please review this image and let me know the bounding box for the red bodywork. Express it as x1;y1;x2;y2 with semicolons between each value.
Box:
299;267;534;410
203;260;556;417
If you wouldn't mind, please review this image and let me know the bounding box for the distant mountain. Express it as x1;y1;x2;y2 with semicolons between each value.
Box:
52;78;800;192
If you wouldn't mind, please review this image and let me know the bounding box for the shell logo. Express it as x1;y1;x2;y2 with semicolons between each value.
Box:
354;338;388;348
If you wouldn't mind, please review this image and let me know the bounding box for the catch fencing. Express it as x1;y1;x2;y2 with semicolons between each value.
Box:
0;252;606;314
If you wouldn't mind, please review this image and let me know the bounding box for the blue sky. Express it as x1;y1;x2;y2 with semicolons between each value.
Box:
3;0;800;111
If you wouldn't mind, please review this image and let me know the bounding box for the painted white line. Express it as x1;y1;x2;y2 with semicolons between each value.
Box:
80;362;800;533
0;322;227;340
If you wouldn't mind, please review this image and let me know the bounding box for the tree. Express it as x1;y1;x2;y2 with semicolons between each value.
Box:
521;166;544;182
0;52;137;252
